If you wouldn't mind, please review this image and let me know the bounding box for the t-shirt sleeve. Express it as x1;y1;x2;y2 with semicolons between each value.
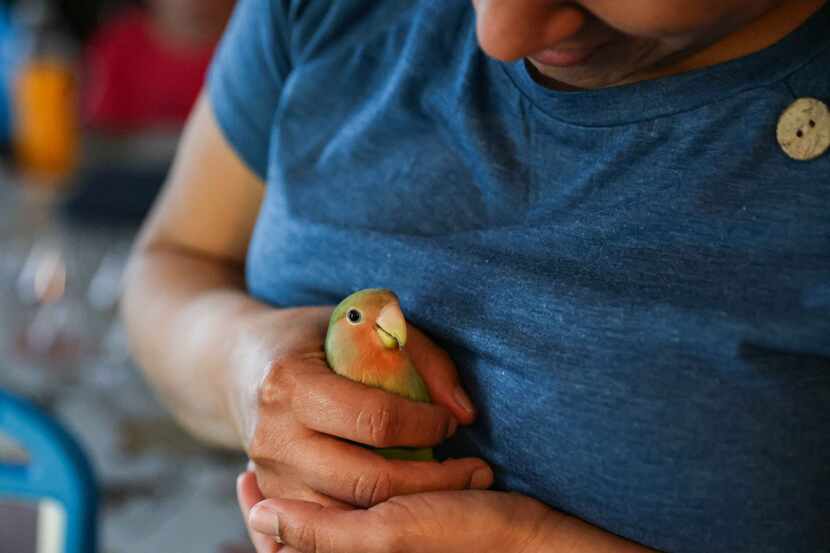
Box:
207;0;292;180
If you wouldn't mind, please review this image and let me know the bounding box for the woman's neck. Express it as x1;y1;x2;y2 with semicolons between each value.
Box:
637;0;826;83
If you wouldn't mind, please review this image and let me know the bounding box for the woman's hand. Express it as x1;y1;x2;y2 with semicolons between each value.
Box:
248;489;550;553
238;469;657;553
239;471;551;553
229;305;493;510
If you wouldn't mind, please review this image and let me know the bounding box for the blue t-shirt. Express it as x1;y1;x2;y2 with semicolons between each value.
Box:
208;2;830;551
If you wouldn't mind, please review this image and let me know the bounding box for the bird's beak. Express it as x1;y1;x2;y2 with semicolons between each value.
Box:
376;301;407;350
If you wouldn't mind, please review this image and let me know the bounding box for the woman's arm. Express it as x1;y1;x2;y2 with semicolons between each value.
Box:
122;96;491;512
122;93;265;447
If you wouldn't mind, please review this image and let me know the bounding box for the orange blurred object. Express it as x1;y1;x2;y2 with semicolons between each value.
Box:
14;59;78;182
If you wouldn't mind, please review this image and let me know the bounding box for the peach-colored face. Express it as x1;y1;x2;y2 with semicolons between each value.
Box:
471;0;784;88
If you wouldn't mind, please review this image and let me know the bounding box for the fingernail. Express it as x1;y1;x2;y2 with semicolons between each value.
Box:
470;467;493;489
249;503;280;537
247;460;256;472
446;417;458;438
453;387;475;415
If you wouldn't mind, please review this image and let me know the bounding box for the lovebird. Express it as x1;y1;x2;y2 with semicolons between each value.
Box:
325;288;433;461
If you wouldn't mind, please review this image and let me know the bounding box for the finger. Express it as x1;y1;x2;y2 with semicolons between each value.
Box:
253;464;355;511
293;364;458;448
272;434;493;507
237;471;282;553
237;471;265;520
406;324;477;425
249;499;390;553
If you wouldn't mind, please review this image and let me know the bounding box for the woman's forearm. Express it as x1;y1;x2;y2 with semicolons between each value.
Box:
121;244;265;449
120;95;272;449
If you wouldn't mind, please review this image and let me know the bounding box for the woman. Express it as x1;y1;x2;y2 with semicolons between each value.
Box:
122;1;830;551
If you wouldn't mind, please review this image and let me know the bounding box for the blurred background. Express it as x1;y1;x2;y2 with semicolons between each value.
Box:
0;0;256;551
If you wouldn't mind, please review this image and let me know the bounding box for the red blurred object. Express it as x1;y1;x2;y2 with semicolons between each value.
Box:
83;7;215;131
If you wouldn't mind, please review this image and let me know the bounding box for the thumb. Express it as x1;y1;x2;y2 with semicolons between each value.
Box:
407;324;477;425
249;499;384;553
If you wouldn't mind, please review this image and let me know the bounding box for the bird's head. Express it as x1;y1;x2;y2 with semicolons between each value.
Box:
325;288;408;371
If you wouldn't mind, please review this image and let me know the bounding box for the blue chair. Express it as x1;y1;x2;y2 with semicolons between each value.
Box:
0;389;97;553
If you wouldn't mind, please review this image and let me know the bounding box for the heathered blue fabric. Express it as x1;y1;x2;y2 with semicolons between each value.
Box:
208;2;830;551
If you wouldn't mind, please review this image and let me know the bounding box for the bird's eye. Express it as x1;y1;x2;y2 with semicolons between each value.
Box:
346;308;363;324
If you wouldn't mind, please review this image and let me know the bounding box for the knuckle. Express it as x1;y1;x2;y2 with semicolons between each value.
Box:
273;434;303;466
259;355;295;406
253;430;299;468
293;522;319;553
243;460;292;499
351;470;393;507
358;402;397;446
290;521;335;553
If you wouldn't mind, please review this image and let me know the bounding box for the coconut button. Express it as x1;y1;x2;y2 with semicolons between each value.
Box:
777;97;830;161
